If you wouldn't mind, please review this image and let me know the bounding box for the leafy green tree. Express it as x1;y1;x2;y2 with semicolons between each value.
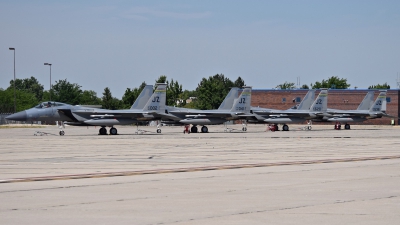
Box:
311;76;350;89
102;87;121;109
51;79;83;104
234;76;245;87
167;79;183;106
0;88;14;113
121;81;147;109
368;82;390;89
155;75;167;84
80;90;102;105
0;88;38;112
42;91;50;102
300;84;309;89
8;76;44;101
194;74;244;110
276;81;296;89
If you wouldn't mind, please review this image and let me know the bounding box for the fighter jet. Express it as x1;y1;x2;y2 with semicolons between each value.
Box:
160;86;252;133
5;100;102;136
243;89;316;128
5;84;165;135
61;83;167;135
248;89;328;131
325;90;389;129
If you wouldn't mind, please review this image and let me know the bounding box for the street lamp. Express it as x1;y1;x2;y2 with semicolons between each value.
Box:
44;63;52;101
9;48;16;113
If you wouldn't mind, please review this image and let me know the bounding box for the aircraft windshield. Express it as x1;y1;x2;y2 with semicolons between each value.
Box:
35;102;55;108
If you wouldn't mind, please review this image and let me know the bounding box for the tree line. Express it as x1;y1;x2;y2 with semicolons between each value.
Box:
0;75;390;113
275;76;390;90
0;74;244;112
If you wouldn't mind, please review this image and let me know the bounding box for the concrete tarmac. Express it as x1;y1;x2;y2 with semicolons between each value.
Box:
1;124;400;224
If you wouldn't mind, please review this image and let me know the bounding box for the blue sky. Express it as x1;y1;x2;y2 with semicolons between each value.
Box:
1;0;400;98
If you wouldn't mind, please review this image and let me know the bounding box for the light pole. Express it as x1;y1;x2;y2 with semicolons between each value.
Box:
9;48;16;113
44;63;52;101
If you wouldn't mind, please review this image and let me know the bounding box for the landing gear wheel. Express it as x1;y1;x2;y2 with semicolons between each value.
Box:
157;129;161;133
283;125;289;131
59;131;65;136
99;127;107;135
242;127;247;131
110;127;118;135
344;124;350;130
191;126;198;133
201;126;208;133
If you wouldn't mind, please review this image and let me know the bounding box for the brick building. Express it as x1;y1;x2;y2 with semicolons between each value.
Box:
251;89;399;125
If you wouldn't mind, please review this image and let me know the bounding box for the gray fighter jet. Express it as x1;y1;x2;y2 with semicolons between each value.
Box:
59;83;167;135
5;84;166;135
5;101;101;136
325;90;389;129
248;89;328;131
160;86;252;133
244;89;316;128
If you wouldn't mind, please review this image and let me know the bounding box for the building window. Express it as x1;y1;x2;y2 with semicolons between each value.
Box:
282;97;286;103
296;97;301;103
386;97;391;103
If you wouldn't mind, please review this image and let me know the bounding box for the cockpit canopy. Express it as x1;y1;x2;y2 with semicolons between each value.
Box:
34;102;67;108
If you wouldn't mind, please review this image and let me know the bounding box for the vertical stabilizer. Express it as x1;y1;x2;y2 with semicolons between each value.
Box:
356;91;374;111
369;91;387;113
310;89;328;112
218;87;239;110
297;90;316;110
143;83;167;112
130;85;153;110
230;86;252;113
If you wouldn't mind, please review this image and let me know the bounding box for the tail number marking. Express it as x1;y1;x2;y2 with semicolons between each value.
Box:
152;97;160;102
236;107;247;111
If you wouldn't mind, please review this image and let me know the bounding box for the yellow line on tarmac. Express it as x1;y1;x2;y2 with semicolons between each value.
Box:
1;155;400;184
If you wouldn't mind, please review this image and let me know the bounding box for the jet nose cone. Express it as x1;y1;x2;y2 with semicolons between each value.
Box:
6;111;27;121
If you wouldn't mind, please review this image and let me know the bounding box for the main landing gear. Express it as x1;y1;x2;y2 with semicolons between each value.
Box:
282;124;289;131
99;126;118;135
189;125;208;133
